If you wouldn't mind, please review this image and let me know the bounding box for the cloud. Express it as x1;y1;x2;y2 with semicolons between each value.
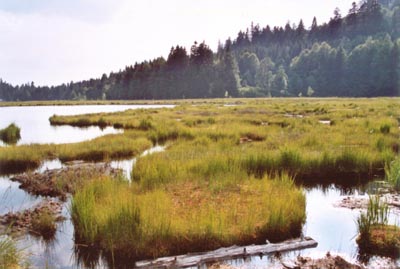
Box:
0;0;355;86
0;0;124;23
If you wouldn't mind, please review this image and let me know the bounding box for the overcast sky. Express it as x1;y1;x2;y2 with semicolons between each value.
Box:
0;0;353;86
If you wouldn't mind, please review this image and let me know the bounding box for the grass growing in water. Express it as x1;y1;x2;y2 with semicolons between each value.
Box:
30;210;57;241
57;134;152;162
72;172;305;264
0;235;27;269
51;98;399;183
356;195;400;258
386;158;400;191
2;98;400;264
0;132;152;175
0;123;21;145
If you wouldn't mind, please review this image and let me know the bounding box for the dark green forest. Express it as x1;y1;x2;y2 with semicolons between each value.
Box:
1;0;400;101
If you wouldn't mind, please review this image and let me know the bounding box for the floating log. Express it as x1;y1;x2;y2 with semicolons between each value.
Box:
135;237;318;268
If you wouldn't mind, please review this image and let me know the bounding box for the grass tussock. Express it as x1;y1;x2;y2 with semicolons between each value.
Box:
31;210;57;240
356;195;399;258
72;174;305;263
0;123;21;145
2;98;400;263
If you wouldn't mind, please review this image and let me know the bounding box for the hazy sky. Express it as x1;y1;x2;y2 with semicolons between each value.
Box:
0;0;353;86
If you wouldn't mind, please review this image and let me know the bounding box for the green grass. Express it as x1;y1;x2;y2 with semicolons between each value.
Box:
0;235;26;269
0;144;54;175
2;98;400;264
0;123;21;145
57;134;152;162
356;195;398;258
357;195;390;237
72;173;305;264
386;158;400;191
4;98;399;179
0;132;152;175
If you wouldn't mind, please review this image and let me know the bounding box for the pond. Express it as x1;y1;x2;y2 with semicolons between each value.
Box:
212;184;400;269
0;104;173;268
18;181;400;269
0;104;398;269
0;105;173;145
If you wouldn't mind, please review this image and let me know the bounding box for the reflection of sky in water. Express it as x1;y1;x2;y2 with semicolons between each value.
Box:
302;187;360;257
0;105;174;268
19;202;77;269
110;145;165;181
237;188;362;268
36;159;64;173
0;176;42;215
218;186;400;269
3;104;397;268
0;105;173;145
0;160;64;215
6;178;400;268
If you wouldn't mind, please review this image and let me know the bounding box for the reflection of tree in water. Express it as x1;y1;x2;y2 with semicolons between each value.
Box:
295;174;380;196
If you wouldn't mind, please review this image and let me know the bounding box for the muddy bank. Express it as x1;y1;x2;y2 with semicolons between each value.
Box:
0;198;63;236
11;161;121;199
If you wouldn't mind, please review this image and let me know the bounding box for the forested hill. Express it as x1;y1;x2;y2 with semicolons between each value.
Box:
1;0;400;101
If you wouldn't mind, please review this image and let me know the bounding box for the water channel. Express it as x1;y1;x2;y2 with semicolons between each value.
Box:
0;105;398;268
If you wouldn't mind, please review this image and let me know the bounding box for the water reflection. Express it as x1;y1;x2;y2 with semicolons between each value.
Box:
12;176;400;269
110;145;165;181
20;202;76;269
0;105;173;145
297;174;382;196
36;159;64;173
0;176;42;215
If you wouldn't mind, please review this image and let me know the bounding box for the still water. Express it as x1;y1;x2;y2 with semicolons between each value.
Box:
0;104;173;268
22;183;399;269
0;105;173;145
0;105;398;268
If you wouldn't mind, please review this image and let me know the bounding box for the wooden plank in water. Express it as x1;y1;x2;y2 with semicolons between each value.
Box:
135;237;318;268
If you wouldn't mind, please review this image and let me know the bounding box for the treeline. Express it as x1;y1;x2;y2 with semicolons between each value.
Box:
231;0;400;97
0;42;240;100
0;0;399;101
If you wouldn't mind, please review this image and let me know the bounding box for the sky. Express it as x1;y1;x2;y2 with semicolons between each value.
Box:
0;0;354;86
